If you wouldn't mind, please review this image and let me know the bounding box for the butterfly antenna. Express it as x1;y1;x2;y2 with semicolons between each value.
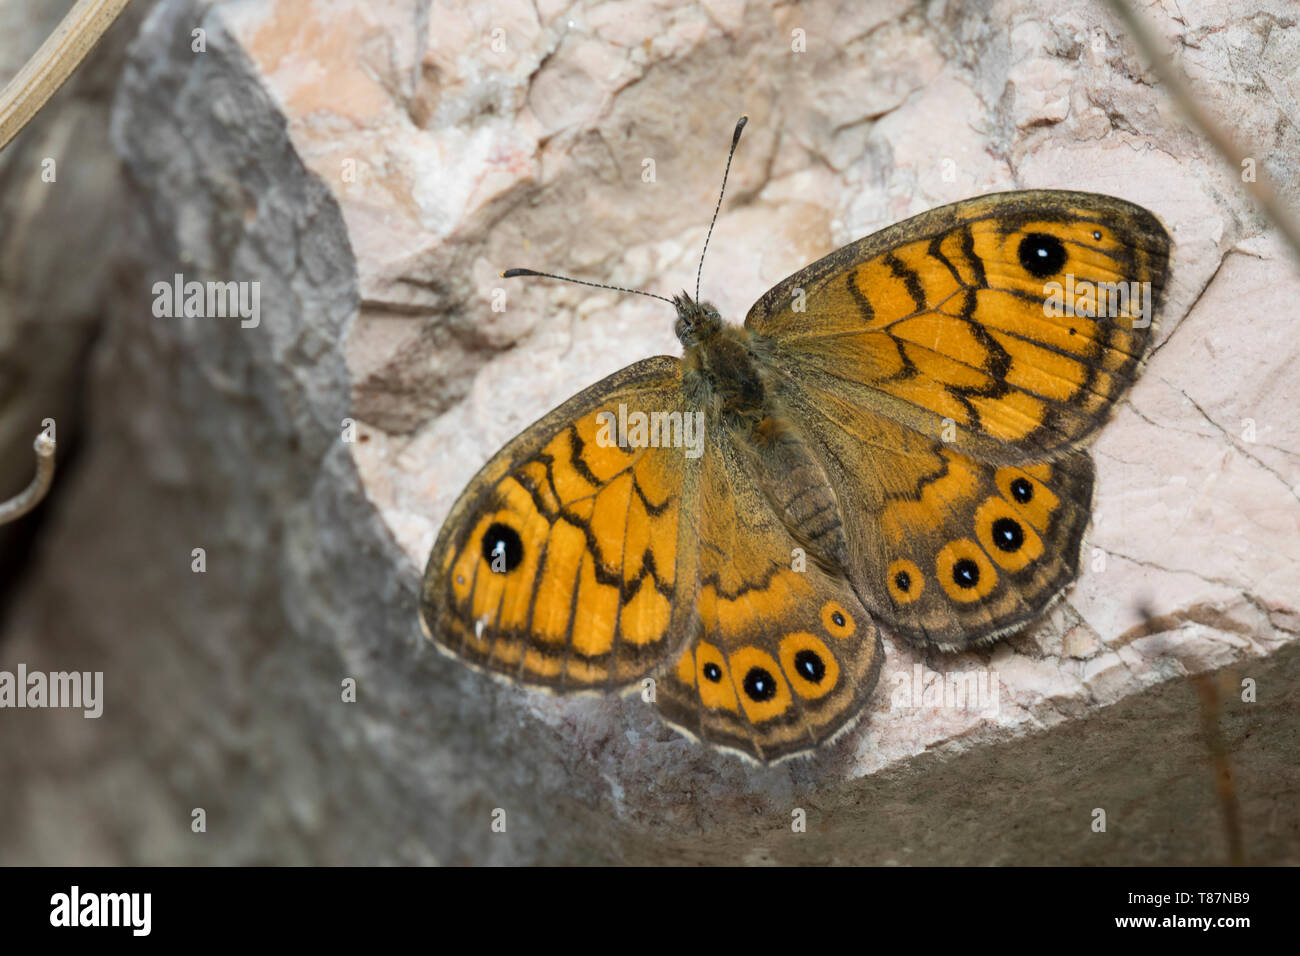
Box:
500;268;674;305
695;114;748;302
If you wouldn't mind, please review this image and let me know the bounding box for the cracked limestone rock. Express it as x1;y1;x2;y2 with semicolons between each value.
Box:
0;0;1298;864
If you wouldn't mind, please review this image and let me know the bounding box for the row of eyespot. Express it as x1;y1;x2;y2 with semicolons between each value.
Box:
691;600;857;706
887;476;1040;605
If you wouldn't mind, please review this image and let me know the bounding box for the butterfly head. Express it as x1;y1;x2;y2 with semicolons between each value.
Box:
673;293;723;347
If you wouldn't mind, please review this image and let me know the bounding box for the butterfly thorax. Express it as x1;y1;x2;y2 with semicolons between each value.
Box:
679;307;767;423
676;298;852;571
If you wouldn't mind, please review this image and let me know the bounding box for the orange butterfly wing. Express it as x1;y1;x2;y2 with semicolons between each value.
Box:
748;191;1171;646
748;190;1171;461
653;419;883;763
420;357;702;691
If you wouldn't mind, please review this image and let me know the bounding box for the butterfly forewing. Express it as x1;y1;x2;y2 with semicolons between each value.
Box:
420;357;703;692
747;190;1171;464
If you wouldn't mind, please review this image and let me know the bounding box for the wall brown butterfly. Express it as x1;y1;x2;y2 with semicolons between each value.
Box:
420;118;1171;764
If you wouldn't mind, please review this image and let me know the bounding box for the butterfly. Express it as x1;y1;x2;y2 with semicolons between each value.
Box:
419;117;1171;764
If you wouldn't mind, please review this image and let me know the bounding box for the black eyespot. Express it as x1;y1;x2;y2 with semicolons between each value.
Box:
703;662;722;683
794;650;826;684
481;522;524;572
1018;232;1067;278
831;611;846;627
991;517;1025;552
743;667;777;702
952;558;980;589
894;569;912;593
1092;230;1103;240
1010;477;1034;504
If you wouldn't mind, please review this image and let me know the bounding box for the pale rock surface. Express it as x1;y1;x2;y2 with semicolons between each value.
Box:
0;0;1297;864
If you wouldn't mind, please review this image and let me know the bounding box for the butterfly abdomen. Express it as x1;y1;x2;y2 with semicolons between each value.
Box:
745;414;851;572
685;325;852;569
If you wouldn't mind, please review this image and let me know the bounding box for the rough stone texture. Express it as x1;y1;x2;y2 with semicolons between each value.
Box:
0;0;155;600
0;0;1297;864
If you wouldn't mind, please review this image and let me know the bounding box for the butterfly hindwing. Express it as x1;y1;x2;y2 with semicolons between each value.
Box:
420;357;703;691
653;421;883;763
772;374;1095;647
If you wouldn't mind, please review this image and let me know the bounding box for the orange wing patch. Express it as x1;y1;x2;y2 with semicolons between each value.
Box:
421;358;699;692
